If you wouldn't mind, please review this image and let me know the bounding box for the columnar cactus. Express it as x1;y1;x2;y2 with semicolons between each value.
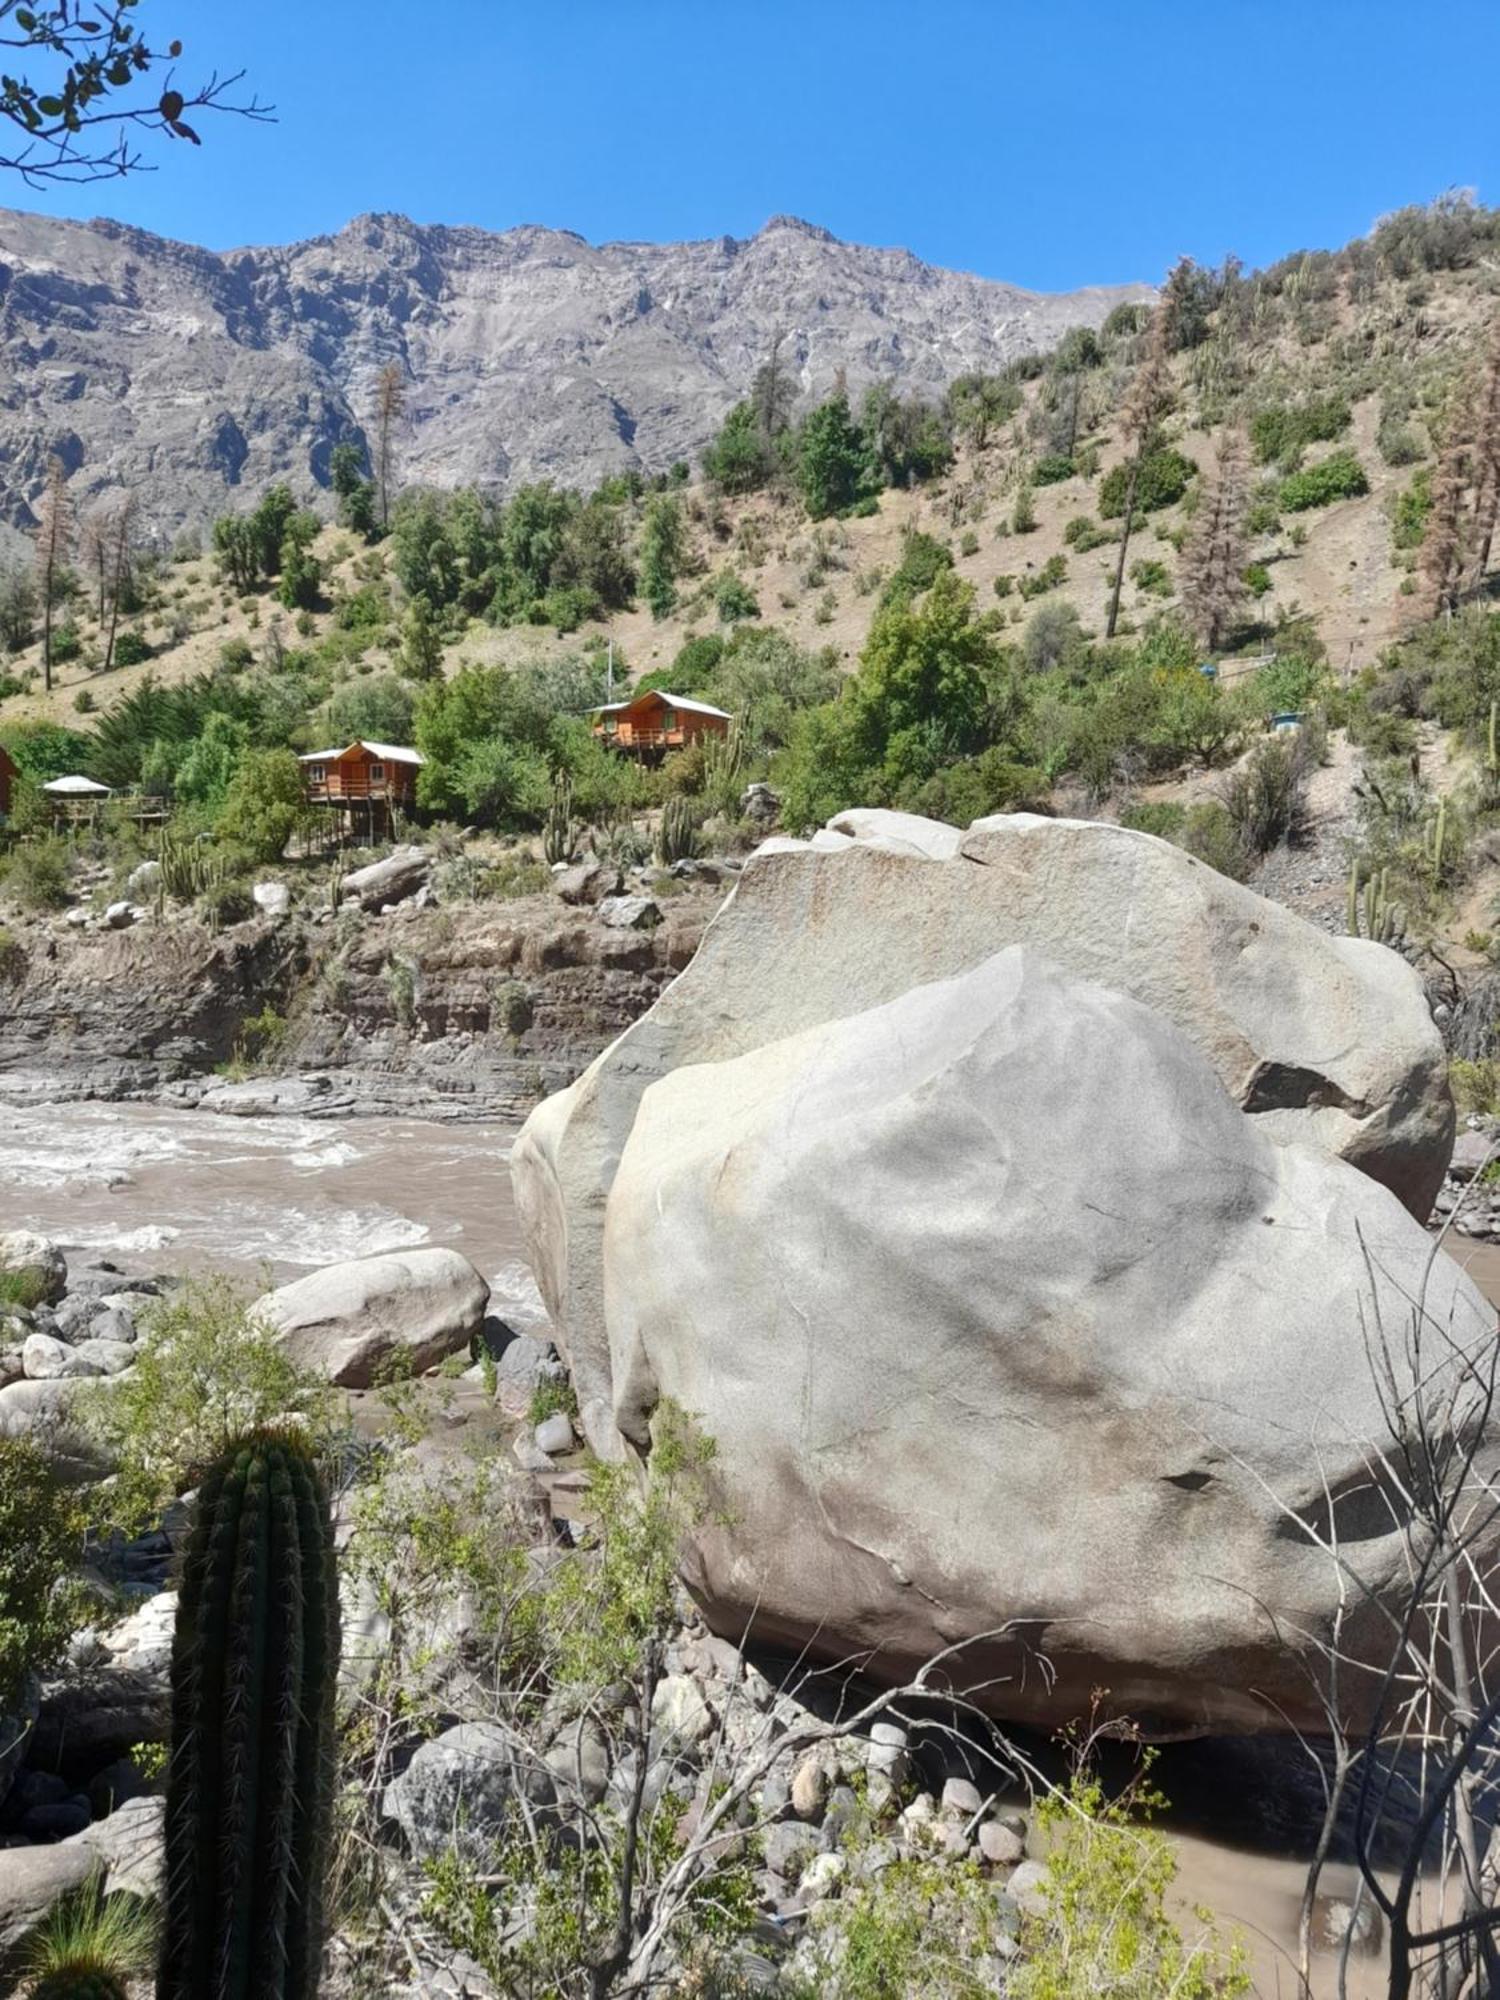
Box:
158;1430;339;2000
655;795;699;865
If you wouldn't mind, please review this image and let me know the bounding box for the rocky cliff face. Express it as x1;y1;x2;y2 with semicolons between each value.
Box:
0;206;1149;538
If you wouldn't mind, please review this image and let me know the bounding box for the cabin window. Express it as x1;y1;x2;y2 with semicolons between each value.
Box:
660;708;678;731
369;762;386;782
307;763;326;783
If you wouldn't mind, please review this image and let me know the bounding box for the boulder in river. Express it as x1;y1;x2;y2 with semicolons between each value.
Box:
599;945;1494;1737
253;1246;490;1387
514;809;1456;1454
0;1230;66;1306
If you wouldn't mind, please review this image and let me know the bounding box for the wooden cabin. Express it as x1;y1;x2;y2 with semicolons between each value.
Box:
299;740;424;840
590;690;733;760
41;773;113;827
0;745;14;819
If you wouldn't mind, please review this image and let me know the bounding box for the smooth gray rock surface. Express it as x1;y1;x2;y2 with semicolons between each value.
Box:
382;1721;552;1865
600;946;1493;1737
254;1247;489;1387
514;811;1456;1453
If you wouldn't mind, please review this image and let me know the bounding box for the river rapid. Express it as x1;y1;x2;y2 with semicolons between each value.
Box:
1;1097;1480;1998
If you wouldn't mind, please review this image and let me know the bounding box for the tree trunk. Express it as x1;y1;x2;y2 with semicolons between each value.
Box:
1105;459;1140;640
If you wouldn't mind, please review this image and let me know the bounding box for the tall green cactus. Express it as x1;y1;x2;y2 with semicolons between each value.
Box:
543;773;575;866
159;1430;339;2000
655;795;699;865
31;1974;129;2000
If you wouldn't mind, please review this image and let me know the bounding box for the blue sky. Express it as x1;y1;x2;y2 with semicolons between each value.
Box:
16;0;1500;290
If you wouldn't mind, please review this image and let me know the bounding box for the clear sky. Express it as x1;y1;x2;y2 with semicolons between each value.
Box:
15;0;1500;291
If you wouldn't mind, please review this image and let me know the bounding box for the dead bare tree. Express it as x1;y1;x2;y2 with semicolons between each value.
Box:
32;454;73;693
374;362;407;532
1104;261;1185;639
1181;424;1251;651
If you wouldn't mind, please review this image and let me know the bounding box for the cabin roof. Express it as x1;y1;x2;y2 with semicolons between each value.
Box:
42;774;112;795
590;691;733;721
298;740;425;767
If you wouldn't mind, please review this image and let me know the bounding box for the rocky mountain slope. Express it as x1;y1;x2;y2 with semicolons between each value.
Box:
0;206;1149;540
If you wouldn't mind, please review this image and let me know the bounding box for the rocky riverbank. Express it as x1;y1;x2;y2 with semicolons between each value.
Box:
0;853;728;1121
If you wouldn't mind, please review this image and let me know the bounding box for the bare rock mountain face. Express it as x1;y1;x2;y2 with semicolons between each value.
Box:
0;206;1149;536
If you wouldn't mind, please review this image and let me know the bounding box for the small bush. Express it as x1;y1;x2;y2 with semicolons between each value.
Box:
1220;737;1309;855
3;836;72;911
1064;514;1113;551
1181;800;1252;881
1032;453;1076;485
50;623;83;665
1130;558;1172;597
21;1877;157;1994
1243;562;1272;596
0;1436;87;1712
1249;396;1351;467
1120;801;1187;839
82;1276;337;1533
1278;450;1368;512
111;629;151;667
1019;553;1068;600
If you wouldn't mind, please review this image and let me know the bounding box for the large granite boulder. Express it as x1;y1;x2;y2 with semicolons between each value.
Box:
253;1247;490;1388
600;946;1493;1737
513;812;1455;1453
0;1230;67;1306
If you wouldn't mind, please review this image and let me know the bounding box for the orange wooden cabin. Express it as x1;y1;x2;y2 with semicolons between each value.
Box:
0;745;14;819
299;740;424;807
590;690;733;759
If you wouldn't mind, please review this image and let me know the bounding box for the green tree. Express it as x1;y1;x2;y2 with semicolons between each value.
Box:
701;400;772;494
639;493;686;619
214;747;305;862
212;514;260;593
798;391;869;519
0;568;37;653
391;490;459;609
174;710;248;806
400;597;444;679
0;1436;85;1712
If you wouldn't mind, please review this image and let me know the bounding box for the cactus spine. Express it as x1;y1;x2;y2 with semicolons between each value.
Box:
159;1430;339;2000
30;1976;130;2000
543;773;574;866
655;795;699;865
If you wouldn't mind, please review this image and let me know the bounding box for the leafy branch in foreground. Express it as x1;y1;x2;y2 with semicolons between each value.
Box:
0;2;272;187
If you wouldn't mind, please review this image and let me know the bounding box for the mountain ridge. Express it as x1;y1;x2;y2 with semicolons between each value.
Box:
0;204;1151;540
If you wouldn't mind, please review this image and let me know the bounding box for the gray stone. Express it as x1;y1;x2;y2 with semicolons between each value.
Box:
252;880;291;917
73;1793;164;1900
89;1306;136;1345
103;900;134;929
764;1820;821;1883
253;1247;490;1388
533;1411;576;1456
1007;1858;1051;1918
22;1796;90;1840
978;1819;1025;1867
555;860;615;906
31;1668;168;1778
0;1837;95;1954
0;1231;66;1305
544;1716;611;1805
69;1338;135;1376
382;1721;552;1865
598;895;662;931
593;946;1491;1737
790;1751;832;1823
514;811;1455;1454
21;1333;98;1380
342;846;431;912
941;1776;985;1818
100;1591;177;1675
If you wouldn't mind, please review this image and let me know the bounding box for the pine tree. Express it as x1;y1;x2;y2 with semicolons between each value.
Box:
374;362;406;532
1104;261;1187;639
33;457;73;694
1181;426;1249;651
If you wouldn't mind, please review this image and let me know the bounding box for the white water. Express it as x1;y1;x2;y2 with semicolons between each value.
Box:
0;1100;525;1287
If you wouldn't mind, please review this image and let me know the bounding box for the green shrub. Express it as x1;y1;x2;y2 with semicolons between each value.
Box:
1009;1768;1249;2000
1249;396;1351;467
111;629;151;667
1099;448;1195;518
0;1436;86;1712
1391;468;1432;550
1243;562;1272;596
3;836;72;911
1220;737;1309;854
81;1276;338;1533
1120;800;1187;838
880;530;954;608
50;623;83;665
1278;450;1368;512
993;574;1015;598
1032;453;1076;485
21;1878;155;1998
714;571;760;624
1019;553;1068;600
1130;558;1172;597
1180;800;1251;881
1064;515;1113;551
